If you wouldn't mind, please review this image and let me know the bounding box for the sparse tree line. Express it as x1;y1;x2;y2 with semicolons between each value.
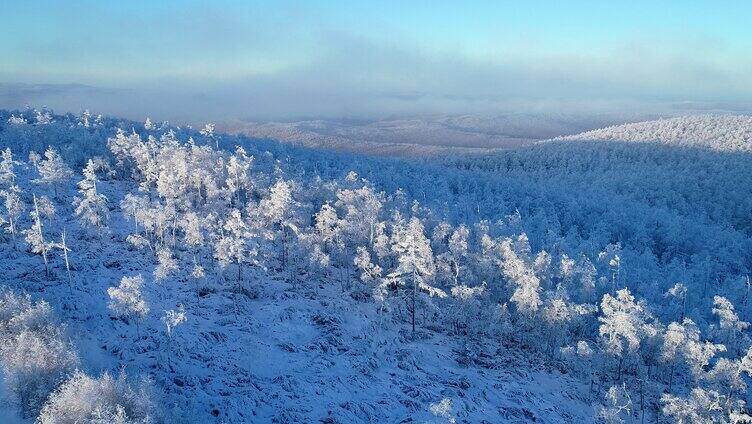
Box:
1;109;752;422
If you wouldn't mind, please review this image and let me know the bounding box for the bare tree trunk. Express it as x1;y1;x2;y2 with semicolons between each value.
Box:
667;362;674;393
411;270;417;336
9;217;16;250
639;378;645;424
616;356;623;382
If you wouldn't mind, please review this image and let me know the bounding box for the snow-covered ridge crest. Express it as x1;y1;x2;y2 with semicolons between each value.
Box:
551;114;752;151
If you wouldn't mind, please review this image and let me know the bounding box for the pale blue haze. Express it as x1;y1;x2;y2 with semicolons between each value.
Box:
1;1;750;119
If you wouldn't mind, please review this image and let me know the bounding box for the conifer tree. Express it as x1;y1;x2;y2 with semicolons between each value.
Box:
73;160;109;233
0;148;17;186
0;185;23;249
34;148;74;200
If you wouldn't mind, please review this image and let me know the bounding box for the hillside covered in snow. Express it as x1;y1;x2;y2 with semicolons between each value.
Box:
0;110;751;423
553;115;752;152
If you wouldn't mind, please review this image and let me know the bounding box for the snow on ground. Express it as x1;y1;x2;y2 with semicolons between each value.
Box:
0;174;594;423
11;111;752;422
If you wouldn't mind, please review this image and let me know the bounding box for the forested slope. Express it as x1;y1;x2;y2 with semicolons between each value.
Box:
0;109;751;422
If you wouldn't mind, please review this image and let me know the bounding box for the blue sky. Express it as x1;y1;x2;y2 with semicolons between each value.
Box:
1;1;751;120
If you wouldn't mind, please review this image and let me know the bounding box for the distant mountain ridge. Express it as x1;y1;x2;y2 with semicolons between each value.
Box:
218;112;657;156
552;114;752;151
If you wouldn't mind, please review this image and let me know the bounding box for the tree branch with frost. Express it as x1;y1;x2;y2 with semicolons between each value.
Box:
107;275;149;337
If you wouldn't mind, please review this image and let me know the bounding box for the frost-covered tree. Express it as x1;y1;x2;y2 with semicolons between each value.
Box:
541;292;596;355
0;147;17;186
0;292;78;417
661;388;728;424
34;147;74;199
598;385;632;424
107;129;148;176
7;114;27;125
706;352;752;414
682;328;726;381
260;180;295;268
498;235;542;316
200;122;217;148
225;146;253;206
437;225;470;287
154;248;178;282
0;150;21;245
214;209;253;285
73;159;109;232
354;246;382;284
712;296;749;353
575;255;597;301
28;151;41;169
36;195;56;227
0;184;23;249
38;370;155;424
154;135;190;208
598;288;648;380
449;283;486;351
79;109;92;128
665;283;688;321
107;275;149;336
120;194;149;233
35;109;52;125
23;194;53;276
150;203;177;248
660;318;724;393
599;243;622;293
180;212;205;279
162;307;186;337
315;203;343;255
379;217;445;334
662;319;693;392
429;398;456;424
560;254;576;285
262;179;292;225
372;221;391;260
161;306;186;369
335;185;383;246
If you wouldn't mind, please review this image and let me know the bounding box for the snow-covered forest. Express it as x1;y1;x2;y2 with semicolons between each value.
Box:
1;108;752;423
